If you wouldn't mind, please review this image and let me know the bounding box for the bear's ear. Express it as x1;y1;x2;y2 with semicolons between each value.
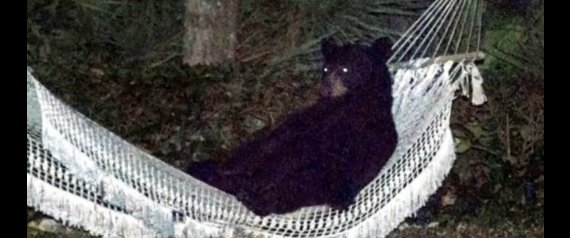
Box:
370;37;394;63
321;38;338;58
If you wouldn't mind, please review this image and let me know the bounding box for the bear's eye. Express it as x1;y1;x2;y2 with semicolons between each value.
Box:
323;67;328;72
342;67;349;73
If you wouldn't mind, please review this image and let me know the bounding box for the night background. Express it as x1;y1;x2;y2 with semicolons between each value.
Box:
27;0;543;237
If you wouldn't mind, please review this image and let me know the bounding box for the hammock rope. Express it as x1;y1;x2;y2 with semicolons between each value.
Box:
27;0;487;237
389;0;485;67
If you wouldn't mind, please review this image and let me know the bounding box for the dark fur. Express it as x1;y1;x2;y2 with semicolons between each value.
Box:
187;37;398;216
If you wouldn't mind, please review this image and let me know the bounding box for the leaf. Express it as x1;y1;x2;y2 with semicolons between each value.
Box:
365;7;419;16
493;184;503;193
467;122;485;140
455;137;472;153
441;191;457;207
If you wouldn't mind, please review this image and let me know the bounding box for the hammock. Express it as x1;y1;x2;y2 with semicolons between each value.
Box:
26;0;487;237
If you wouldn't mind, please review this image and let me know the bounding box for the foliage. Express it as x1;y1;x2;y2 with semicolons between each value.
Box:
27;0;543;236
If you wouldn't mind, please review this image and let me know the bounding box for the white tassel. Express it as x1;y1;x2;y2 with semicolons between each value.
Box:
27;174;159;238
27;61;462;238
457;63;470;97
466;63;487;105
443;61;454;76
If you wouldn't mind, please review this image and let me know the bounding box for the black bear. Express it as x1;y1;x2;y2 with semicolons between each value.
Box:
187;37;398;216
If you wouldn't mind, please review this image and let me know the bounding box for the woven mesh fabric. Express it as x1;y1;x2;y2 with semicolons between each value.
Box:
27;0;488;235
27;58;485;238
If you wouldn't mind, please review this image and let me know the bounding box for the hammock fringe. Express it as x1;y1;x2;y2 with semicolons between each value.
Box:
26;0;486;236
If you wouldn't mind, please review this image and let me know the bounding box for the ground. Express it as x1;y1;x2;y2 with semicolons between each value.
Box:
27;0;543;237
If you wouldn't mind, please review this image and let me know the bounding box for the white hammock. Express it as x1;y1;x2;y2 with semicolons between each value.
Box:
26;0;487;237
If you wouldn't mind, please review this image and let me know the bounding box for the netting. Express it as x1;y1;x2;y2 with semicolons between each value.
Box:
27;0;487;237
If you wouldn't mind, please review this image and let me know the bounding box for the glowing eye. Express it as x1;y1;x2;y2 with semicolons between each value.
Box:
342;68;348;73
323;68;328;72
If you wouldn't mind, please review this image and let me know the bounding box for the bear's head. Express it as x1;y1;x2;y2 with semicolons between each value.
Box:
319;37;393;98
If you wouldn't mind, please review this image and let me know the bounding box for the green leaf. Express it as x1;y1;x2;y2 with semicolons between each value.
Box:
455;137;472;153
467;122;486;140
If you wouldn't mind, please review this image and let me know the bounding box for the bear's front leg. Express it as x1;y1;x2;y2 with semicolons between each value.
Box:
325;155;358;210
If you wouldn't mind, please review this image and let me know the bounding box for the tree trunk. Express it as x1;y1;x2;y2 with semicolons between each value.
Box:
183;0;238;66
